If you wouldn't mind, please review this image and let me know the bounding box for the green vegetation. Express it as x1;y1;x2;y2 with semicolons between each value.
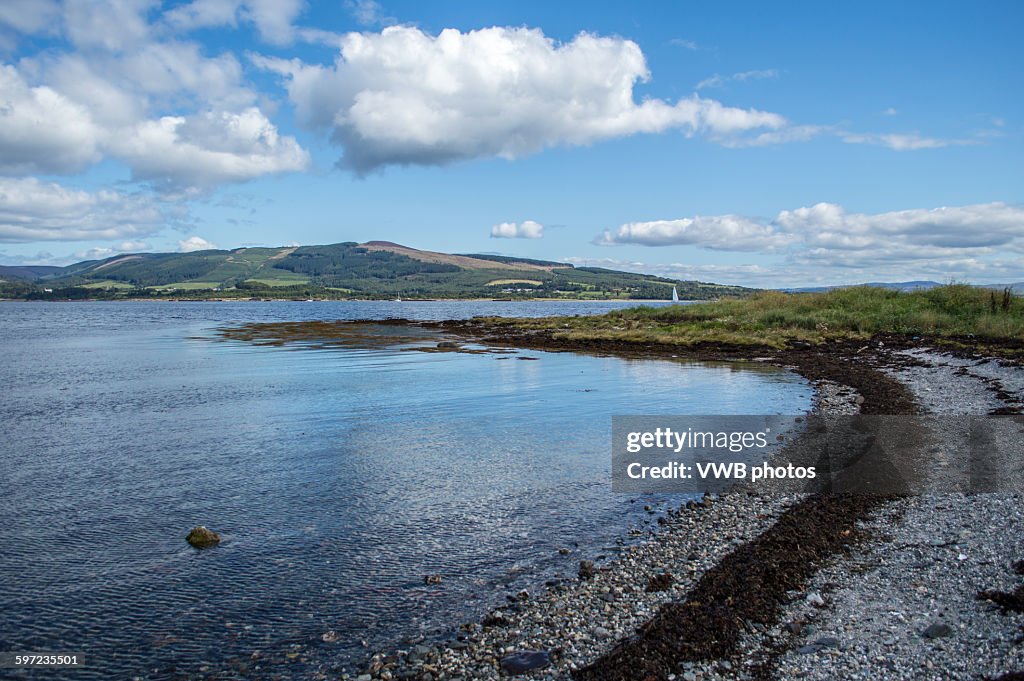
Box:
455;253;568;268
243;275;311;287
481;285;1024;348
80;280;137;289
1;241;753;301
0;281;41;298
148;281;225;291
273;243;461;280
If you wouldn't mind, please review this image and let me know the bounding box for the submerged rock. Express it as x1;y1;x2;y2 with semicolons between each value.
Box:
186;525;221;548
578;560;596;581
436;341;459;349
424;574;443;585
499;650;551;675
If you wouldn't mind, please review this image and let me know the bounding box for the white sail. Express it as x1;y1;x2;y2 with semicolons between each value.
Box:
671;286;679;302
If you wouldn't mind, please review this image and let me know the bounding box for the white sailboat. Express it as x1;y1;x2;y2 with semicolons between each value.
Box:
671;286;679;302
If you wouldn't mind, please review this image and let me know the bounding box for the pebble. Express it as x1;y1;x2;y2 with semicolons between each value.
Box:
499;650;551;674
922;623;954;639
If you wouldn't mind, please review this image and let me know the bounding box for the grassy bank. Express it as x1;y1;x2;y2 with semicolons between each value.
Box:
479;285;1023;349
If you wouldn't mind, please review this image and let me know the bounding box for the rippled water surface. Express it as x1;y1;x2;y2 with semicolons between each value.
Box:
0;301;814;679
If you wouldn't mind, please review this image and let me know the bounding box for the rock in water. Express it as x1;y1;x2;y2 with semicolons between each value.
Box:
424;574;443;585
499;650;551;675
578;560;596;581
186;525;221;548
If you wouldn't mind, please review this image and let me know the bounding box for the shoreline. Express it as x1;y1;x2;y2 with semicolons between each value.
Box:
351;323;1022;680
0;297;688;304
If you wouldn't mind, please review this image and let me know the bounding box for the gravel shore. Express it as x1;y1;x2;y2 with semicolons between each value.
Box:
358;490;808;681
354;368;855;680
766;349;1024;680
355;342;1024;681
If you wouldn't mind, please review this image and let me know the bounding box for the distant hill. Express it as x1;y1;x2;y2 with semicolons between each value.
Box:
0;241;754;301
454;253;570;268
782;281;1022;293
0;265;65;281
781;281;944;293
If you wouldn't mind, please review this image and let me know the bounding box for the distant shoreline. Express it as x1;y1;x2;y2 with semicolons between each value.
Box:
0;297;688;304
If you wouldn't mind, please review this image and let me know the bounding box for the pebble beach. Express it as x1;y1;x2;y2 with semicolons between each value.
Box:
354;340;1024;681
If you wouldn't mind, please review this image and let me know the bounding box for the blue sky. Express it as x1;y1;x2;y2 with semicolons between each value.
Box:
0;0;1021;286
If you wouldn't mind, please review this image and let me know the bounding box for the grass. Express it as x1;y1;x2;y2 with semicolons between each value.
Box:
485;285;1024;349
244;275;311;287
148;281;224;291
485;279;543;286
79;280;136;290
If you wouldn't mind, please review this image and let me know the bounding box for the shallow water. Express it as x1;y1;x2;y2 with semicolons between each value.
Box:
0;301;814;679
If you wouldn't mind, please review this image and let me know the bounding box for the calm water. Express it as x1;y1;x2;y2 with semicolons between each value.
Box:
0;301;814;679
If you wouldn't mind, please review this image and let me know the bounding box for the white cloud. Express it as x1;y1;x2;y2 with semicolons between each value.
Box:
0;178;164;243
669;38;698;50
2;56;306;192
598;201;1024;283
109;107;310;192
178;235;218;252
2;240;151;266
63;0;157;52
598;215;794;251
776;202;1024;261
0;0;61;35
115;42;253;108
162;0;306;45
345;0;394;27
0;65;104;174
882;107;898;116
696;69;778;90
566;256;770;285
839;131;969;151
721;124;828;148
0;250;56;266
75;247;115;260
0;5;308;194
256;26;787;173
116;240;150;251
491;220;544;239
161;0;239;31
603;202;1024;257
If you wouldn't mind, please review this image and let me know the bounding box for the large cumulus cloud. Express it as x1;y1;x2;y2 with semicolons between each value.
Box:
256;26;787;173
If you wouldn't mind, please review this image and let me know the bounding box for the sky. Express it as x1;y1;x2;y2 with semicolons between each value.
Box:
0;0;1022;287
